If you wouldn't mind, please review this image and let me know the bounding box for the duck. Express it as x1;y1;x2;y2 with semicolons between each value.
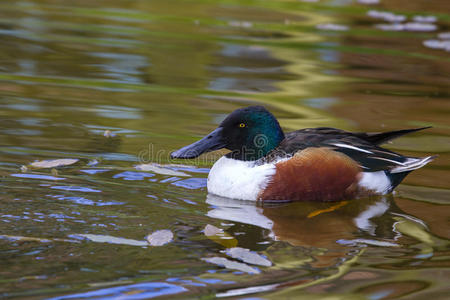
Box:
170;105;435;202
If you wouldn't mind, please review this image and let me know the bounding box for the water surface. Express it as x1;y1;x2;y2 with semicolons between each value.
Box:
0;0;449;298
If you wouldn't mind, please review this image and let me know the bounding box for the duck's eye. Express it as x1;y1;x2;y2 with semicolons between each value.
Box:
239;123;246;128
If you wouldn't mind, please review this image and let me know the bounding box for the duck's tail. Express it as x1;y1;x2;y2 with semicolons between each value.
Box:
357;126;431;145
391;155;437;174
387;155;437;190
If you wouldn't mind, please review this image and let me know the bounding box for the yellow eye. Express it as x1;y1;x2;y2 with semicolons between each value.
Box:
239;123;246;128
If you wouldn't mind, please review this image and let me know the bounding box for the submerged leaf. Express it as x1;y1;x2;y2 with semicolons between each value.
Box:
146;230;174;246
204;224;223;236
30;159;79;169
226;247;272;267
204;224;238;248
202;257;260;274
76;234;148;246
135;163;190;177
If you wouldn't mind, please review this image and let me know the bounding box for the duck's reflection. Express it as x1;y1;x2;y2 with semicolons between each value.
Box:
206;194;417;267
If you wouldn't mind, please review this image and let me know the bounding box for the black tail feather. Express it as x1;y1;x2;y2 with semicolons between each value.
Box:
386;155;436;191
355;126;432;145
386;171;411;192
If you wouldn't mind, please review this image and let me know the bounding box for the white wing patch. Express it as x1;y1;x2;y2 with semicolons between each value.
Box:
332;143;374;154
370;156;406;166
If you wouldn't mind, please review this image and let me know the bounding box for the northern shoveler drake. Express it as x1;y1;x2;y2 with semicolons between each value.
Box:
171;106;436;202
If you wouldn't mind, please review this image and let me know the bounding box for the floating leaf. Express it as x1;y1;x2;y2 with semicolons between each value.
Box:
146;230;173;246
0;235;79;243
376;22;437;32
423;39;450;50
29;159;79;169
226;247;272;267
87;159;99;166
367;10;406;22
204;224;223;236
357;0;379;4
413;15;437;23
316;23;349;31
204;224;238;248
228;20;253;28
135;163;190;177
103;130;116;138
438;32;450;40
76;234;148;246
202;257;260;274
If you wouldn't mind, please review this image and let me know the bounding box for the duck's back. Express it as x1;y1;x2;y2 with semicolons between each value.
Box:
258;127;435;202
265;127;427;172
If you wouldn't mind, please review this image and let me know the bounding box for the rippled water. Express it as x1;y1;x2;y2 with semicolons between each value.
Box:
0;0;449;299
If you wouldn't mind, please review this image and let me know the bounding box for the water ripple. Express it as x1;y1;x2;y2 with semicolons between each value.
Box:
50;186;102;193
11;173;65;181
171;178;207;189
49;282;187;300
113;171;154;180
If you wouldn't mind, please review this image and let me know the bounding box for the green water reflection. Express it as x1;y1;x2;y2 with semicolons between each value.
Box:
0;0;449;298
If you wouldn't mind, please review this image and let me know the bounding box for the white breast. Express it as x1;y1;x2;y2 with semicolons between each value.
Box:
207;157;276;201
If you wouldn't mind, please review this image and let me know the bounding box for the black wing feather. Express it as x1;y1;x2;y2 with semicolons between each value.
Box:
353;127;431;145
264;127;430;172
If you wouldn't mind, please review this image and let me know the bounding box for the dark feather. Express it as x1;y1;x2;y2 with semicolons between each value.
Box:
353;127;431;145
263;127;431;172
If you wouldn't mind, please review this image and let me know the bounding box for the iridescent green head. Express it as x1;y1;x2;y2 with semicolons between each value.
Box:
171;106;285;161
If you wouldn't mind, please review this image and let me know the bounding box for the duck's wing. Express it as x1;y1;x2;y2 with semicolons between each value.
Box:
281;126;431;149
269;127;429;172
274;127;354;154
321;138;410;172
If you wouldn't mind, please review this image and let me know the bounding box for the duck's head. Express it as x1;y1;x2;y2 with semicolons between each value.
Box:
171;105;285;161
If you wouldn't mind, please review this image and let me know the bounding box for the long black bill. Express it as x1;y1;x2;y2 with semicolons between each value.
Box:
170;127;226;159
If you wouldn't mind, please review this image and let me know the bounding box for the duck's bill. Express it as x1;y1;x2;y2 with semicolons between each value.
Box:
170;127;226;159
